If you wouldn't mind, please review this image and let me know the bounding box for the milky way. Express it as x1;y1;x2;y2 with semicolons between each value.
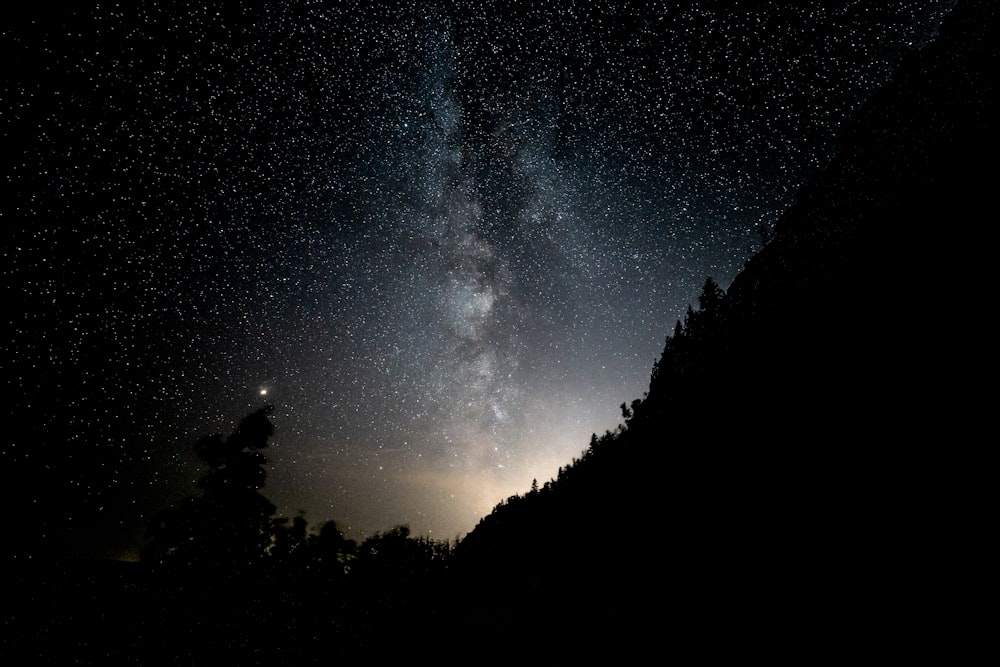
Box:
3;2;955;558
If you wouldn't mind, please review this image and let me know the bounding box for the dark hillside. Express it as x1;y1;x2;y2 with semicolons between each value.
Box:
454;0;997;655
722;0;997;434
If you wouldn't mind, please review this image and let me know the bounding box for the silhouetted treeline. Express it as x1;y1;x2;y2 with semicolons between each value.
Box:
132;406;457;661
3;406;457;663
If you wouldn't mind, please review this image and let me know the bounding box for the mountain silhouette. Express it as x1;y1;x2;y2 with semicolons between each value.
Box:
452;0;997;657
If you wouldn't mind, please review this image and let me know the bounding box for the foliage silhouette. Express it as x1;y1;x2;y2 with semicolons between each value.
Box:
133;407;456;660
142;406;278;574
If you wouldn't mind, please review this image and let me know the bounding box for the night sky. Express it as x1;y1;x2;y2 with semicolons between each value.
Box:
3;2;955;559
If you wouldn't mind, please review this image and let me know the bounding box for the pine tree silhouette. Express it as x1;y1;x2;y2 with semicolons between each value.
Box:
142;406;278;574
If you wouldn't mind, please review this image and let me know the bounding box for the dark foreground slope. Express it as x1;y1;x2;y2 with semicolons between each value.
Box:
454;0;998;656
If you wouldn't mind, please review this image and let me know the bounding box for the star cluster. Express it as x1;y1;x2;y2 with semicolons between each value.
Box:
3;2;954;557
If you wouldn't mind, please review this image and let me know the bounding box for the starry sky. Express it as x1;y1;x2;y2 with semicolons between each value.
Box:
3;1;955;559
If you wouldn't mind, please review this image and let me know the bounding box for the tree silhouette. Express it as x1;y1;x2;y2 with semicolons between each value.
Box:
697;276;724;314
142;406;278;574
269;511;308;563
